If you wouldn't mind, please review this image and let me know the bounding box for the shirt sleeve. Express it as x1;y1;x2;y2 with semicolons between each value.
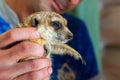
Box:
0;17;11;34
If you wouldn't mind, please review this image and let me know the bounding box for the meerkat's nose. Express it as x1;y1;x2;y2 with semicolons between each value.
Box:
66;33;73;40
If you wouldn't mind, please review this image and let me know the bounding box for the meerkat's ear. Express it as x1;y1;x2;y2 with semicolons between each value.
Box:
63;18;67;25
30;18;39;27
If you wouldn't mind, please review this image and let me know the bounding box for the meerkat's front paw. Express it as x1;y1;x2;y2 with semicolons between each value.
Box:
68;50;86;65
77;54;86;65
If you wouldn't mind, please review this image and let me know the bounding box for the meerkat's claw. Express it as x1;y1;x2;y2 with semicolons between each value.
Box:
18;56;40;62
44;45;49;56
82;59;86;65
43;44;51;57
78;55;86;65
73;52;86;65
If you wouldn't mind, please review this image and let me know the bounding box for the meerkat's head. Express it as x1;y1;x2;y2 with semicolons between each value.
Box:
22;11;73;44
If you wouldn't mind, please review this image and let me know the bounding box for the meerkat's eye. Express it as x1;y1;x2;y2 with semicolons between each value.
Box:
31;18;39;27
51;21;62;30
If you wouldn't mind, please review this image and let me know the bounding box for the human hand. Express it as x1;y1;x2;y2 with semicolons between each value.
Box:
0;28;52;80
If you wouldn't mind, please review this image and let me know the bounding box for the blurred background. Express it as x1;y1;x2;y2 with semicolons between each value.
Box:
71;0;120;80
71;0;100;74
100;0;120;80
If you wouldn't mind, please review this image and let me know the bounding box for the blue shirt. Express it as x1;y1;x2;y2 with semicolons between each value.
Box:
0;14;98;80
0;17;11;34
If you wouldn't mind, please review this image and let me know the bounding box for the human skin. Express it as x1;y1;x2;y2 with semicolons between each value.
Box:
5;0;82;22
0;28;52;80
0;0;82;80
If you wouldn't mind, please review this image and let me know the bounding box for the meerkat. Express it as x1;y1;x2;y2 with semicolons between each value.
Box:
17;11;86;79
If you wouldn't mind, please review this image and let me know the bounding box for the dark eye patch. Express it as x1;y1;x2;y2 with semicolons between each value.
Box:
31;18;39;27
51;21;62;30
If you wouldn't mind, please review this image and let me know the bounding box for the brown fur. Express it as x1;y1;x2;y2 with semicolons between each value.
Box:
17;11;86;80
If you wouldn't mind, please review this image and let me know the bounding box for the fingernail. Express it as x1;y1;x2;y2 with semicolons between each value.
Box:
30;31;40;38
48;67;53;74
49;60;52;66
35;31;40;38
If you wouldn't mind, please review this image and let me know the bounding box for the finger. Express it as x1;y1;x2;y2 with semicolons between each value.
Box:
6;41;45;63
10;58;51;78
0;28;40;49
14;67;52;80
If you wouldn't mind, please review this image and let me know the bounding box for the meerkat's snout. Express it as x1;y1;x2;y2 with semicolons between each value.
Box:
66;32;73;40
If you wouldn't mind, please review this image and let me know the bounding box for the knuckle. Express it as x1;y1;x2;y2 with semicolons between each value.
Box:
28;71;48;80
20;42;32;53
7;29;17;40
27;73;36;80
28;59;50;70
45;59;51;66
29;60;40;70
20;42;44;56
0;71;12;80
38;68;50;80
